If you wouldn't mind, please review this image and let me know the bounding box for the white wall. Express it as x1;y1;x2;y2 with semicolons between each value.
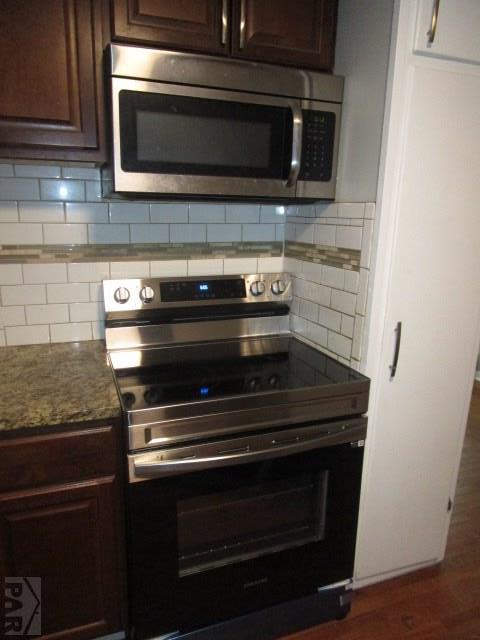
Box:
334;0;395;202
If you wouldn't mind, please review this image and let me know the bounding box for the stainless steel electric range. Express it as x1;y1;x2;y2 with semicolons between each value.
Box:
103;273;369;640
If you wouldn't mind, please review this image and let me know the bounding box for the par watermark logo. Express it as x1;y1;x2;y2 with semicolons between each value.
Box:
4;578;41;636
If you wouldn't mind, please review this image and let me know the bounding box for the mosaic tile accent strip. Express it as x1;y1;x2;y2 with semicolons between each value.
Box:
284;241;360;271
0;242;282;264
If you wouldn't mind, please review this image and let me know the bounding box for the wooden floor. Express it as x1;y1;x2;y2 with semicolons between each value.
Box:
284;381;480;640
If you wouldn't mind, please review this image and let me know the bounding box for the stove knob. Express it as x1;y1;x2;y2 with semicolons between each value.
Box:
114;287;130;304
139;286;155;304
271;279;286;295
247;377;262;391
250;280;266;296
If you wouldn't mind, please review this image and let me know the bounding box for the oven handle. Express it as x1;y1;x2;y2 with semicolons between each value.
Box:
132;423;366;479
285;106;303;187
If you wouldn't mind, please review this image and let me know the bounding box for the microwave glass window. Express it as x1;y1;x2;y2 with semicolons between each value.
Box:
136;111;271;169
120;90;292;179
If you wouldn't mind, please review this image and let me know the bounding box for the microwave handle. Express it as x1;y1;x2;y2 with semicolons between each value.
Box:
285;106;303;187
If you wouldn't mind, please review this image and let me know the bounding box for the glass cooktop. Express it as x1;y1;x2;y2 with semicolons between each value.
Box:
114;336;367;412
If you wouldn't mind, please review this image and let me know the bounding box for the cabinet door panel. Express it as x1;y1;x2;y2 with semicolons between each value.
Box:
231;0;337;70
0;478;123;639
414;0;480;64
112;0;225;54
355;66;480;581
0;0;106;161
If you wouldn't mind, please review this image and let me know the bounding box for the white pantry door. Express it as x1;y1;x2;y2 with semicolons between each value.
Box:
355;60;480;580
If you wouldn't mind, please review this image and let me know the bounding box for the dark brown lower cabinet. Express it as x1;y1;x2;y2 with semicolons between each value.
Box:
0;423;125;640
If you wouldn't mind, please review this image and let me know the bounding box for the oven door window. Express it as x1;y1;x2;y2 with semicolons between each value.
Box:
119;90;292;179
177;471;328;577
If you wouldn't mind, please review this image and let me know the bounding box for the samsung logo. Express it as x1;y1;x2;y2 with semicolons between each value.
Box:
243;577;269;589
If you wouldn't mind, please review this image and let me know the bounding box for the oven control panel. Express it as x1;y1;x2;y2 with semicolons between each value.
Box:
103;273;292;312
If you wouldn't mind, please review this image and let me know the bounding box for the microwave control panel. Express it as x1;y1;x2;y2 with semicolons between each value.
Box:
299;110;335;182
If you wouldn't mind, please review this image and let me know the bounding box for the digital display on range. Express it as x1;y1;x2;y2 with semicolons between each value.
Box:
160;278;246;302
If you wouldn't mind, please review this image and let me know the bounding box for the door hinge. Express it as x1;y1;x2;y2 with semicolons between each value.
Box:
447;497;453;513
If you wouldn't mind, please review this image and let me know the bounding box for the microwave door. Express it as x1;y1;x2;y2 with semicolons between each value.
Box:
110;78;300;199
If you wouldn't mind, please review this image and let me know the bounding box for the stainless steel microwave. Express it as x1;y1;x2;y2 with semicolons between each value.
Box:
103;44;344;201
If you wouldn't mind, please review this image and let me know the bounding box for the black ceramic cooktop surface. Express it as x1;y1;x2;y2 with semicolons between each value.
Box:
115;337;367;412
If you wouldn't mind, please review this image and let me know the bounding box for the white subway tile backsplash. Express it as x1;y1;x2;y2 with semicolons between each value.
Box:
43;223;87;245
305;321;328;348
61;166;100;180
15;165;61;179
360;219;374;268
26;304;69;325
285;222;296;241
315;203;337;217
1;223;43;244
2;284;46;305
69;302;103;322
150;203;188;223
23;263;67;284
1;306;26;326
150;260;188;277
0;265;23;285
341;314;355;338
352;315;364;361
301;261;322;284
226;204;260;223
0;202;18;222
337;203;365;219
6;325;50;346
335;226;363;250
327;331;352;359
365;203;376;219
223;257;258;275
170;224;206;243
85;180;103;201
130;224;169;243
207;224;241;242
92;321;105;340
331;289;356;316
294;278;331;306
283;257;302;277
318;306;341;332
356;268;369;316
66;202;108;223
47;283;90;304
0;164;14;177
40;179;84;201
295;223;314;244
110;262;150;278
344;270;359;294
242;224;276;242
50;322;92;343
299;299;318;322
109;203;149;223
88;224;129;244
275;224;285;242
19;201;64;223
68;262;110;283
258;257;283;273
189;204;225;223
1;329;7;345
314;224;336;246
260;205;286;223
188;259;223;276
0;178;40;200
89;282;104;302
322;265;345;290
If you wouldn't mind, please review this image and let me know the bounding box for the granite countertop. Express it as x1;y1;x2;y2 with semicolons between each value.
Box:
0;341;121;435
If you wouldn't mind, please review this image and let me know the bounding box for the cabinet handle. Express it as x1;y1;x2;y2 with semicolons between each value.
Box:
426;0;440;44
221;0;228;46
239;0;246;49
389;321;402;380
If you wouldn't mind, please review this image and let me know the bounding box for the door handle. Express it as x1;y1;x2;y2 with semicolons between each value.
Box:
389;321;402;380
285;106;303;187
221;0;228;46
427;0;440;45
239;0;246;49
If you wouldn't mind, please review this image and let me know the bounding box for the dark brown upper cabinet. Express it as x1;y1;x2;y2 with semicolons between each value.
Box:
111;0;338;71
112;0;227;54
231;0;338;71
0;0;108;162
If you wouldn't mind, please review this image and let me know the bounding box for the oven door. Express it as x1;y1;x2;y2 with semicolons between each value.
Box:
126;419;365;639
110;77;301;199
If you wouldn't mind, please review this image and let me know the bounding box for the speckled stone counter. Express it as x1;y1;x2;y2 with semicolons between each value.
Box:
0;341;121;435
